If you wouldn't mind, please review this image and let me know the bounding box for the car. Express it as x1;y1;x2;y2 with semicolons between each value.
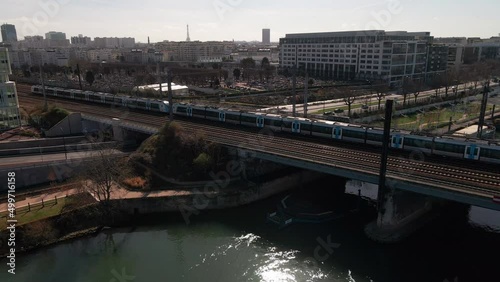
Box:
361;104;369;110
323;111;333;116
334;108;344;114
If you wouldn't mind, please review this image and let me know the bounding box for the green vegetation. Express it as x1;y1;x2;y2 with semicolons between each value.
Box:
130;122;226;185
0;197;76;229
27;104;69;130
369;103;494;131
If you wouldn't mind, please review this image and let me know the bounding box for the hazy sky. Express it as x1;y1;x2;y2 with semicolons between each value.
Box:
2;0;500;43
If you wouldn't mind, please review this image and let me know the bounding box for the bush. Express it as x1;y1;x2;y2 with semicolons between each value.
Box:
123;177;148;189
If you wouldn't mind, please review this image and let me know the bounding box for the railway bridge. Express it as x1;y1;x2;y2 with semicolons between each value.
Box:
16;85;500;242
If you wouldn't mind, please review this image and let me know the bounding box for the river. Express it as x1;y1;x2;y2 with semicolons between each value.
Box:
1;180;500;282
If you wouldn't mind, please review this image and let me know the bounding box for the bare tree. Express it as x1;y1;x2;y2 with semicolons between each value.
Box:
372;81;390;110
79;142;130;206
342;87;358;117
408;80;425;104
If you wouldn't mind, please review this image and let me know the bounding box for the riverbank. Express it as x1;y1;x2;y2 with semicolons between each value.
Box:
0;169;325;258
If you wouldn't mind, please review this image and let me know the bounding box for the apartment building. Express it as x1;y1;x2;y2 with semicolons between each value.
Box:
157;41;235;62
279;30;433;87
94;37;135;48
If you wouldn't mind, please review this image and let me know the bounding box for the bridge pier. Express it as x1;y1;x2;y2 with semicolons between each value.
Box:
365;184;438;243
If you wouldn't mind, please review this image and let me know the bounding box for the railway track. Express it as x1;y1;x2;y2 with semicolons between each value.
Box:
15;84;500;199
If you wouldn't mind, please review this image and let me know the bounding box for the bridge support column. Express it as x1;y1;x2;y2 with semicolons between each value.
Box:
365;185;437;243
112;118;124;142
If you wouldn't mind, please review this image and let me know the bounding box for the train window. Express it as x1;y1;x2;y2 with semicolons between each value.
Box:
366;132;383;142
404;137;432;149
241;115;256;123
264;118;281;126
176;106;187;113
74;93;85;98
205;111;219;118
434;142;465;154
90;95;101;100
105;96;114;102
151;103;160;109
192;108;205;115
480;148;500;159
226;113;239;121
301;123;312;131
343;129;365;139
137;101;146;107
114;98;122;103
312;125;332;134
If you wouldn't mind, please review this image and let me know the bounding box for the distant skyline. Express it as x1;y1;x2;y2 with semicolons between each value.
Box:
2;0;500;43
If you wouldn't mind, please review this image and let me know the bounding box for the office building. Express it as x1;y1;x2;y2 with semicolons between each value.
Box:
262;29;271;45
1;24;18;43
279;30;433;86
0;47;21;130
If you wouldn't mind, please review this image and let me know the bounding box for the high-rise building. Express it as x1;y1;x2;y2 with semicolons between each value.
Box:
262;29;271;45
1;24;18;43
0;47;21;130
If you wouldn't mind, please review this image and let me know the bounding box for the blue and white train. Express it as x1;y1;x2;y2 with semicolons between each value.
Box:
31;85;500;164
172;103;500;165
31;85;169;113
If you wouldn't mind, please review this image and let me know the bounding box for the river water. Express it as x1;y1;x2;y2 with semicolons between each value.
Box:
1;180;500;282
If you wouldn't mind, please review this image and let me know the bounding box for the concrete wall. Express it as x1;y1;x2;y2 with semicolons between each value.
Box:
44;113;83;137
0;159;88;190
114;170;325;215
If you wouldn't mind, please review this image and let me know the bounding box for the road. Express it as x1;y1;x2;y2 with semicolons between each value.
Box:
260;81;499;116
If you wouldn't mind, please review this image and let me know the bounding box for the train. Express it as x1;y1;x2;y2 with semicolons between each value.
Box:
31;85;170;113
32;85;500;164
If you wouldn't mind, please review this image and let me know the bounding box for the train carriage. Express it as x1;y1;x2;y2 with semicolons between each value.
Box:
401;135;434;155
225;111;242;125
310;120;334;139
479;145;500;164
261;114;283;131
150;100;169;113
172;104;189;116
240;113;260;128
341;126;367;144
72;90;86;100
191;106;208;119
57;89;73;99
433;138;481;160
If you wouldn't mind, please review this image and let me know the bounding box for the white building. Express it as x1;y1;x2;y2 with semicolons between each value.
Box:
0;47;21;130
279;30;432;87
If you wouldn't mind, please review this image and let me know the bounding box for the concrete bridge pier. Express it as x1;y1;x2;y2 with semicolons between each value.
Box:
365;184;439;243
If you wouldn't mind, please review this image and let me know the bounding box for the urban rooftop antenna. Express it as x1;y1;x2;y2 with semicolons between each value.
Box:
186;24;191;42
